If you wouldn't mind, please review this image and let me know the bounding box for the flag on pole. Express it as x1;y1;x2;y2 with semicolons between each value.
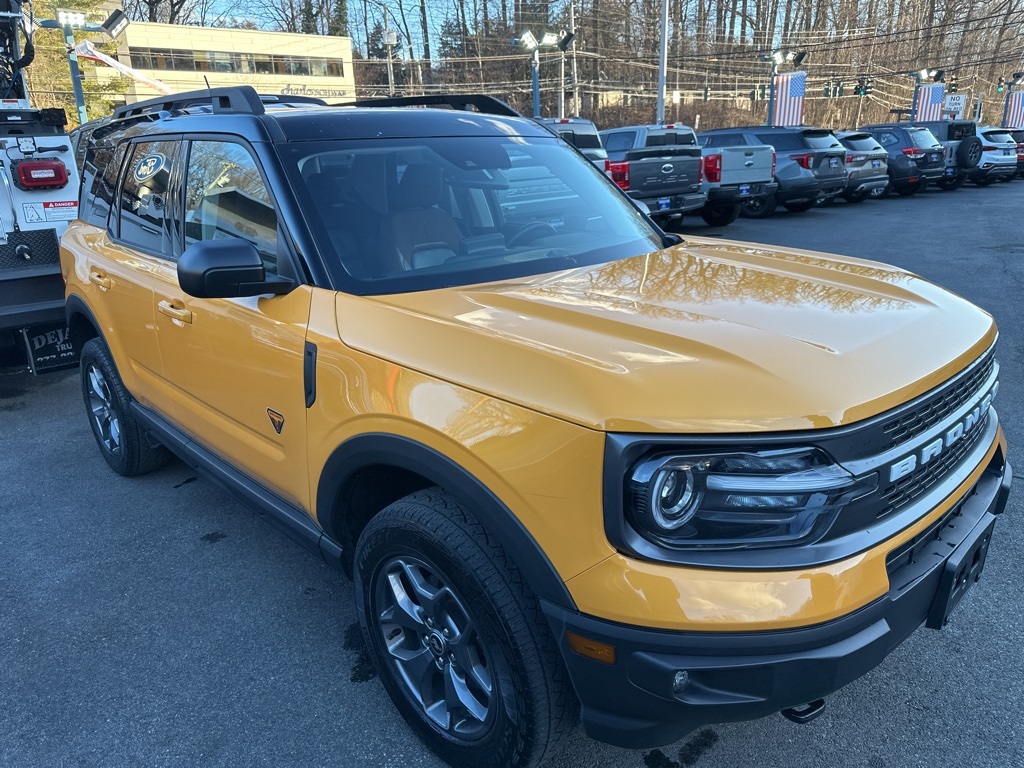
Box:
914;83;946;121
771;71;806;126
74;41;175;95
1006;92;1024;127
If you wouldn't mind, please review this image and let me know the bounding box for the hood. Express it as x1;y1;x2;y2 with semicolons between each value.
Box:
337;237;996;433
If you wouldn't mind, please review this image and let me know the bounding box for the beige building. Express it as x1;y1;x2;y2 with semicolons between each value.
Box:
97;22;355;104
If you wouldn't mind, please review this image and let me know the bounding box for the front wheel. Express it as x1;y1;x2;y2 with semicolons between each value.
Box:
843;189;870;203
700;203;740;227
79;338;169;477
782;199;817;213
936;175;964;191
355;490;575;768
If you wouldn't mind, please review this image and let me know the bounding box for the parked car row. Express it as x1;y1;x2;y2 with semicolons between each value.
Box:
538;115;1024;228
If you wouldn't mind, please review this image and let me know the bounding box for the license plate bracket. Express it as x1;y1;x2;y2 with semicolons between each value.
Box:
20;322;78;375
657;197;671;210
872;160;881;168
945;168;956;176
829;157;839;168
925;514;996;629
738;184;751;196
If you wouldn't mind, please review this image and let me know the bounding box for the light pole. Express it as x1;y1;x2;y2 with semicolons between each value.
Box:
39;9;128;126
655;0;668;123
908;67;942;123
763;49;807;126
365;0;398;96
513;30;571;118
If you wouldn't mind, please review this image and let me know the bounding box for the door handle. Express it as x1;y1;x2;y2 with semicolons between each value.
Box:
157;300;193;324
88;270;111;289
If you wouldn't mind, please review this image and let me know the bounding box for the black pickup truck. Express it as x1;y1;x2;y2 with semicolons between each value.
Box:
599;124;705;229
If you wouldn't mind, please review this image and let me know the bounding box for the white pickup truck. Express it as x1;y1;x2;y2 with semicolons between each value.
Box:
697;141;778;226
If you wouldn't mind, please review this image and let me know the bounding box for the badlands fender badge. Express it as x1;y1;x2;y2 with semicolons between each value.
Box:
267;408;285;435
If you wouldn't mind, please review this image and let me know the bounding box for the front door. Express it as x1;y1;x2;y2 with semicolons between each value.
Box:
153;139;312;511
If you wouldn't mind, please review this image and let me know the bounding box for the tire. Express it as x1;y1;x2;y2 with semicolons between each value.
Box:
894;184;919;196
842;189;870;203
79;338;169;477
956;137;983;169
999;175;1014;183
699;203;740;227
740;190;777;218
354;490;576;768
815;194;833;207
782;200;816;213
974;178;993;187
936;175;965;191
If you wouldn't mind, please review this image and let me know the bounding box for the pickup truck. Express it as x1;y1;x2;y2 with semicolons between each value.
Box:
599;124;705;229
697;143;777;226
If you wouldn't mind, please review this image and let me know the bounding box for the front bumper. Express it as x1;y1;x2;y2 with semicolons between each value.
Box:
544;449;1010;749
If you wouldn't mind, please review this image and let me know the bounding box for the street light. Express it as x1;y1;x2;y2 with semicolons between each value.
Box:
762;48;808;126
513;29;572;118
39;10;124;125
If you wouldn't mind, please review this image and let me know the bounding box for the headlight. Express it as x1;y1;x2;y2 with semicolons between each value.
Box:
627;448;876;550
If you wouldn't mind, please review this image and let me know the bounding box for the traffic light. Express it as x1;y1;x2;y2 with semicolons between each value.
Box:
703;86;710;102
865;77;873;95
854;75;865;96
948;75;958;94
997;77;1005;93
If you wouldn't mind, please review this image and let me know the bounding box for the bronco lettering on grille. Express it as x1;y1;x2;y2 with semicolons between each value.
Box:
888;381;999;483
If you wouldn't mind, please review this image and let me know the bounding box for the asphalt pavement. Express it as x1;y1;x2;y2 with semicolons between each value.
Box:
2;182;1024;768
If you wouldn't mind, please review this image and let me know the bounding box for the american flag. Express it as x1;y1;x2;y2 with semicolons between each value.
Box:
1005;92;1024;127
771;71;806;126
914;83;946;121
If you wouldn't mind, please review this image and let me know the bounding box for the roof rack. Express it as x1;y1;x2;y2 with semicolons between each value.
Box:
342;94;521;118
112;86;326;120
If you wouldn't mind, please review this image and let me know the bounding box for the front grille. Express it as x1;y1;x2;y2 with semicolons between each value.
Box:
877;409;990;518
880;350;995;451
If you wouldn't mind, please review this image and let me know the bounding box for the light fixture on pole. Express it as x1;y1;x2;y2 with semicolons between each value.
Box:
513;30;569;118
39;9;126;126
763;49;808;126
556;31;574;119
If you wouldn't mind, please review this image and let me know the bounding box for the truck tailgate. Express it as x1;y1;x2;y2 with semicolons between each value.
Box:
714;145;774;185
622;147;702;197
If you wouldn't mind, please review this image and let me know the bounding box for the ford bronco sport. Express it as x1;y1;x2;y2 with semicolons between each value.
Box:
63;88;1011;768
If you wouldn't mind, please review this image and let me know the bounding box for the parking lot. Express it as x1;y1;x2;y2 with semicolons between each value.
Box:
2;181;1023;768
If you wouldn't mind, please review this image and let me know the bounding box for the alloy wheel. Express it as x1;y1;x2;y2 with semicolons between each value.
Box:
375;556;495;740
86;364;121;455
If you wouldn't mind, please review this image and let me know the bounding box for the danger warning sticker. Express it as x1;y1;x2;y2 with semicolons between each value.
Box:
22;200;78;223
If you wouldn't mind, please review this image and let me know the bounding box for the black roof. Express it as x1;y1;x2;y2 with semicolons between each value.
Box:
99;86;544;144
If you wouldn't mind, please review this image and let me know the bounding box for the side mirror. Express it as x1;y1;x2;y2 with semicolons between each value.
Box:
177;239;294;299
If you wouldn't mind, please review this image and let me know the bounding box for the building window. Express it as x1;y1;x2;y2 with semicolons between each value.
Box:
130;47;346;78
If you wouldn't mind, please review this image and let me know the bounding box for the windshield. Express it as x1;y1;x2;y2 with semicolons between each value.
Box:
281;136;663;294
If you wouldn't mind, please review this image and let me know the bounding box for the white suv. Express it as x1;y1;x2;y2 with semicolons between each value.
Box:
968;127;1018;186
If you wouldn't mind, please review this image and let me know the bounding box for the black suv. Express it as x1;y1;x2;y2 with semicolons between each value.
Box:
858;124;946;196
698;126;847;217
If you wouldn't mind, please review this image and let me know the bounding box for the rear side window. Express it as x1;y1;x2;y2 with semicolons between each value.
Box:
755;132;803;151
82;140;127;228
709;133;747;147
875;132;900;147
184;141;279;275
603;131;636;153
570;132;602;150
116;139;179;257
909;129;942;149
1010;131;1024;143
948;123;976;141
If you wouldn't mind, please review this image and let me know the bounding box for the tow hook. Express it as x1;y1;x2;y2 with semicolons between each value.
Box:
780;699;826;724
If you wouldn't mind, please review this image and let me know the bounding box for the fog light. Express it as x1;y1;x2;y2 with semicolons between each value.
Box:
672;670;690;693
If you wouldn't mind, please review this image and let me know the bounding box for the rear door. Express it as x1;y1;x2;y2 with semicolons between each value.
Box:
715;145;774;184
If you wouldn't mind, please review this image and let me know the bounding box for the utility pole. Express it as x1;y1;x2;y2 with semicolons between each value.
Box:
655;0;668;123
570;2;579;116
558;42;565;118
61;20;88;125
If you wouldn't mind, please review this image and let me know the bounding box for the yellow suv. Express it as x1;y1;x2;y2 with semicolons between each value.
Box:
62;88;1010;768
